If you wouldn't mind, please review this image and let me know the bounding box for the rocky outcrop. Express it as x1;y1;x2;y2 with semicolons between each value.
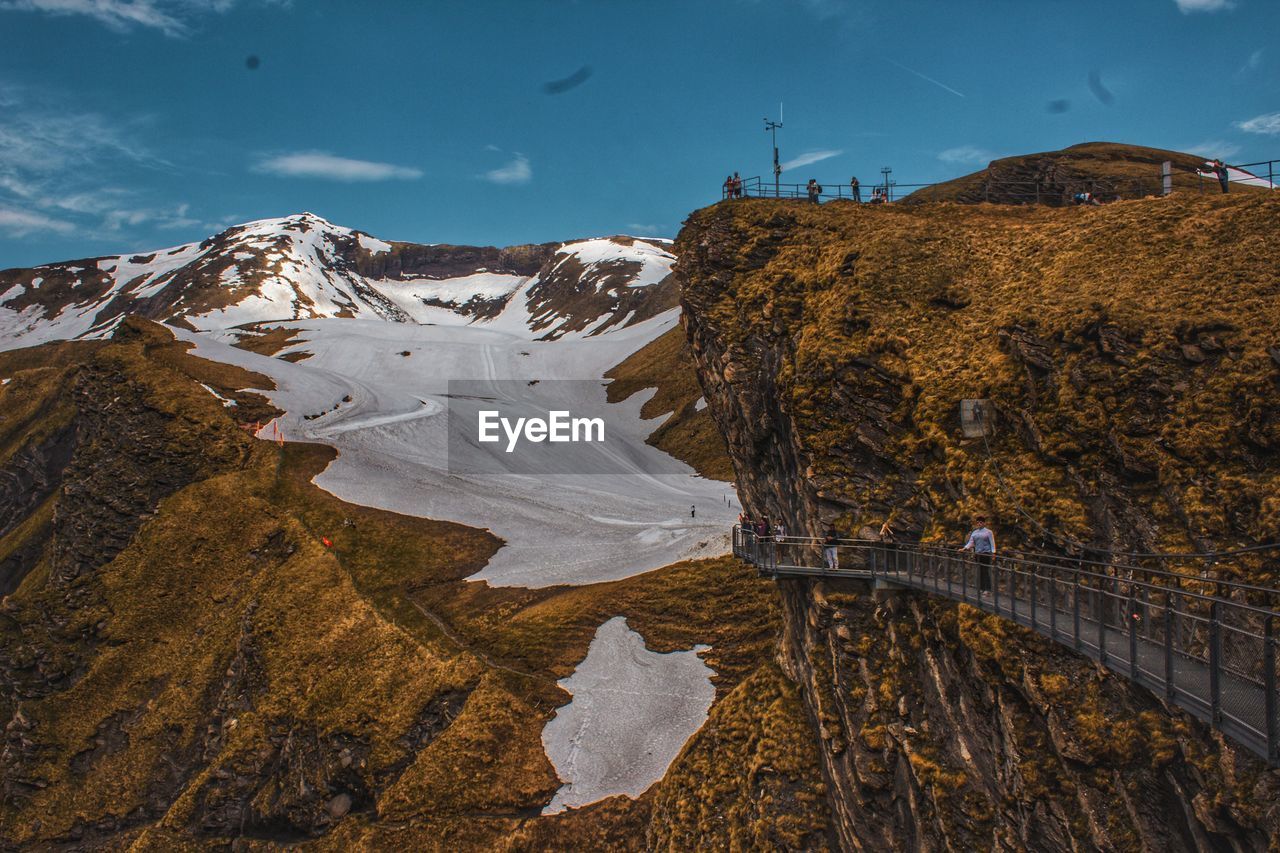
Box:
676;195;1280;850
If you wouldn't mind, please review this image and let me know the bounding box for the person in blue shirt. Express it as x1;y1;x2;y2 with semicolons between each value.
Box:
961;516;997;593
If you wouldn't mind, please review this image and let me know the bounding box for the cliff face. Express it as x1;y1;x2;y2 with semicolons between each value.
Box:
675;195;1280;850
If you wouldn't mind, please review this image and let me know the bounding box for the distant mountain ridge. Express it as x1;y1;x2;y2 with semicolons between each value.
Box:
0;213;679;349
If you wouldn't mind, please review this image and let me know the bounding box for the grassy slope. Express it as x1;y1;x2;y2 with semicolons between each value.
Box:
0;322;827;848
907;141;1267;203
604;326;735;482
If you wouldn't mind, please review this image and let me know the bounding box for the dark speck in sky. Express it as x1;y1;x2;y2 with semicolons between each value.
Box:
1087;70;1114;105
245;55;261;70
543;66;592;95
1047;99;1070;114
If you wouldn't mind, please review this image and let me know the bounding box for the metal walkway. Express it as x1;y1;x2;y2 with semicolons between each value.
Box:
732;528;1280;765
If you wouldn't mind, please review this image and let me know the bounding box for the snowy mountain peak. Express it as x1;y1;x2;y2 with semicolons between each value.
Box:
0;218;680;350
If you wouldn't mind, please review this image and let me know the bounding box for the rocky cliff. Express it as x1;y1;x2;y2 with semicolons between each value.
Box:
676;193;1280;850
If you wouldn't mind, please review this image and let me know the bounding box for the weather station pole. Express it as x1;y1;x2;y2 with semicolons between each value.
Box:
764;104;783;198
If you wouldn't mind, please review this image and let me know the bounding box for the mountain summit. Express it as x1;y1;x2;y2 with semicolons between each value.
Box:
0;214;678;349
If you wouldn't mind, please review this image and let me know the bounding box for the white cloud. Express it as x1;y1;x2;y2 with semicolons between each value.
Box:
625;223;663;236
253;151;423;182
0;0;251;37
938;145;997;166
1185;140;1242;159
0;207;75;236
1235;112;1280;135
1173;0;1234;12
781;149;843;171
0;85;230;242
483;153;531;185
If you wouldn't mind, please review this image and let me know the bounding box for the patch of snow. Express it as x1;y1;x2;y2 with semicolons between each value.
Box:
541;617;714;814
198;382;236;407
694;396;708;411
174;300;737;588
1;378;9;386
553;238;676;291
357;232;392;254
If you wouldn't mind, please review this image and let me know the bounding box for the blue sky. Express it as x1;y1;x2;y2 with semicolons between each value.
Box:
1;0;1277;267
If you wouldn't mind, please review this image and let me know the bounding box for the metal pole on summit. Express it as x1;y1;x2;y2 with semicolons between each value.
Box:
765;106;783;198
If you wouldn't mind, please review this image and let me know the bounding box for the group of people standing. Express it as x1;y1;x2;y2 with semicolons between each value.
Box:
722;173;892;204
722;172;745;199
739;514;999;593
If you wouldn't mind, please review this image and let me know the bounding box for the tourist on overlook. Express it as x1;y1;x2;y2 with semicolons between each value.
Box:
807;179;822;204
822;527;840;570
732;171;743;198
850;176;861;202
961;516;997;593
723;174;735;200
1208;159;1230;194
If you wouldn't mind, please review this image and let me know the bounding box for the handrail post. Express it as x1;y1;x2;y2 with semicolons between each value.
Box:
993;556;1001;615
1073;566;1082;650
1265;615;1277;762
1209;601;1222;725
1030;565;1038;630
1097;573;1108;666
960;551;967;601
1164;595;1176;702
1128;591;1139;680
1049;565;1057;641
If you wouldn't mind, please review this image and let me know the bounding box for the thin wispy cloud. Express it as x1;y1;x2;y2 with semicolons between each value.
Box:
625;223;663;237
938;146;996;166
781;149;843;171
253;151;423;182
0;0;237;36
1173;0;1234;12
1185;140;1242;159
0;207;75;237
886;58;965;98
484;153;532;185
1235;112;1280;135
0;84;229;239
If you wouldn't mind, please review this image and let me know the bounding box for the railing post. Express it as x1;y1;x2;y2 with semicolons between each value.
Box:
1209;601;1222;725
1164;595;1176;702
1264;615;1277;762
1030;565;1038;630
993;557;1001;615
1098;574;1108;666
1049;567;1057;640
1073;566;1082;650
1128;591;1139;680
960;552;967;601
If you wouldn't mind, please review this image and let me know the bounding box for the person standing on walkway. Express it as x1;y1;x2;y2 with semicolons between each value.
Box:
732;171;743;198
850;176;861;203
961;516;997;592
691;504;696;519
822;527;839;571
723;174;735;200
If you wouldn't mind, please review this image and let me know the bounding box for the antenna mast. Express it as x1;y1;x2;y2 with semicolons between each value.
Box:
764;103;783;198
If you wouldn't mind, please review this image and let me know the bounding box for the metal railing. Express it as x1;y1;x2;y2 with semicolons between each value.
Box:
732;527;1280;765
719;159;1278;205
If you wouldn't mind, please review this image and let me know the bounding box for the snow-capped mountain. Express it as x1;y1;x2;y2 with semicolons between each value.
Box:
0;213;678;350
